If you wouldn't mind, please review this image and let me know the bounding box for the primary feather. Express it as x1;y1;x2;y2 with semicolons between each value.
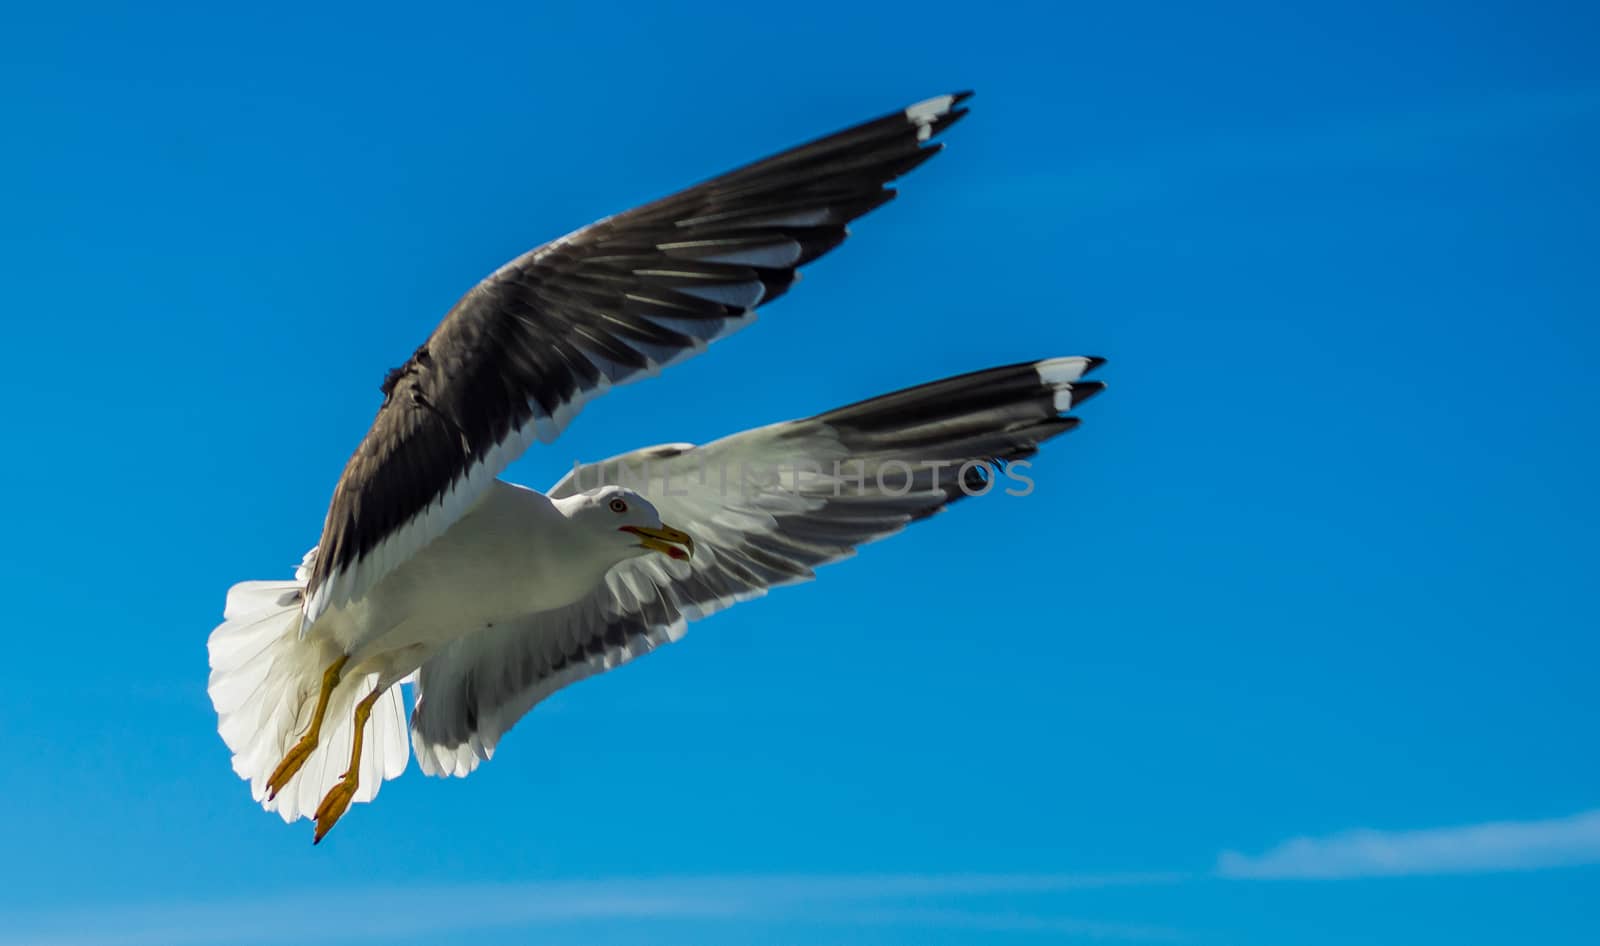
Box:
207;93;987;832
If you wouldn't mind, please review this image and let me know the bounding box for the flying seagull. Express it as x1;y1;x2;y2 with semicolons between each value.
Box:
207;91;1107;842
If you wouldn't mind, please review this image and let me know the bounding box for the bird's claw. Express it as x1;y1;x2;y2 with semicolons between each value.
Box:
265;738;316;800
312;777;358;844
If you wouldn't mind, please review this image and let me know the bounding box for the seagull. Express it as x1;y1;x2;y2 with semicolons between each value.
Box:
206;91;1107;843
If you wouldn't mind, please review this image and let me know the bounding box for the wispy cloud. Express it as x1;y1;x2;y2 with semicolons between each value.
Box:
835;906;1184;941
1218;808;1600;879
2;872;1183;946
26;806;1600;944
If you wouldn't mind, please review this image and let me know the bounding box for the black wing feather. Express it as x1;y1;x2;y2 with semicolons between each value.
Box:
303;93;972;619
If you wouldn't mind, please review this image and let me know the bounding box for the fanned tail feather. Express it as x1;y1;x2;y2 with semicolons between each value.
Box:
206;570;409;823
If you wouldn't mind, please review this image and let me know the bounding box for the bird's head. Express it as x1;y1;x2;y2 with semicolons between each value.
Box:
567;486;695;562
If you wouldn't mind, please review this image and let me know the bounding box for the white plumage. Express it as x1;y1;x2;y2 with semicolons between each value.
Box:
206;93;1110;842
209;572;408;823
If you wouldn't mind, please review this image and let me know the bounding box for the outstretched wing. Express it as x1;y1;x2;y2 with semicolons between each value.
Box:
409;357;1105;776
301;93;973;627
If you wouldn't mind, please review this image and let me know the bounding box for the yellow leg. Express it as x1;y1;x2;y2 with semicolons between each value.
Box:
266;655;349;801
311;684;382;844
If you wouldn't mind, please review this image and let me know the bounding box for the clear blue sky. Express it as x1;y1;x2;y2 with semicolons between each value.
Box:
3;2;1597;944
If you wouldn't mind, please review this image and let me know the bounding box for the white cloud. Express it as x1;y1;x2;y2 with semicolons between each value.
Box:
0;873;1181;946
1218;808;1600;879
835;906;1183;941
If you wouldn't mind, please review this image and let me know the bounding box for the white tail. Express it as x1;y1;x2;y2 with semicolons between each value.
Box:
207;565;409;823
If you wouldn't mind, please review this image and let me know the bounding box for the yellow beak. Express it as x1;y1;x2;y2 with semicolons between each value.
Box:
619;524;696;561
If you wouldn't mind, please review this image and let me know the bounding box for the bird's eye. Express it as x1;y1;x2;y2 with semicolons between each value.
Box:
609;498;628;514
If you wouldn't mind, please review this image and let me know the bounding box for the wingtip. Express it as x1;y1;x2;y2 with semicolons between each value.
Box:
1036;355;1104;385
1067;380;1107;408
905;92;975;140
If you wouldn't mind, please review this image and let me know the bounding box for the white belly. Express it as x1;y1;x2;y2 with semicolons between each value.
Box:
320;481;610;678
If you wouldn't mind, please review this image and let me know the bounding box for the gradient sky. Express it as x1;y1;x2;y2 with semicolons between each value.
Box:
3;2;1598;944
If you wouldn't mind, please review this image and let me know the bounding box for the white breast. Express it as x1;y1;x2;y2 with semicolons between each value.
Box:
325;481;612;676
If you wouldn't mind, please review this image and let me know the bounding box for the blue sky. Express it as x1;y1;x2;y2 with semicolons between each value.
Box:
3;1;1597;943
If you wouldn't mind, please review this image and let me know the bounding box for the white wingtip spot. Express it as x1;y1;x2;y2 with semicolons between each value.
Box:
1038;357;1108;412
1035;356;1094;386
905;94;957;141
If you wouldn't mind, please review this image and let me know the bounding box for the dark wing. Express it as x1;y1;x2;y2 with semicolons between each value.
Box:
302;93;974;626
409;357;1106;775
